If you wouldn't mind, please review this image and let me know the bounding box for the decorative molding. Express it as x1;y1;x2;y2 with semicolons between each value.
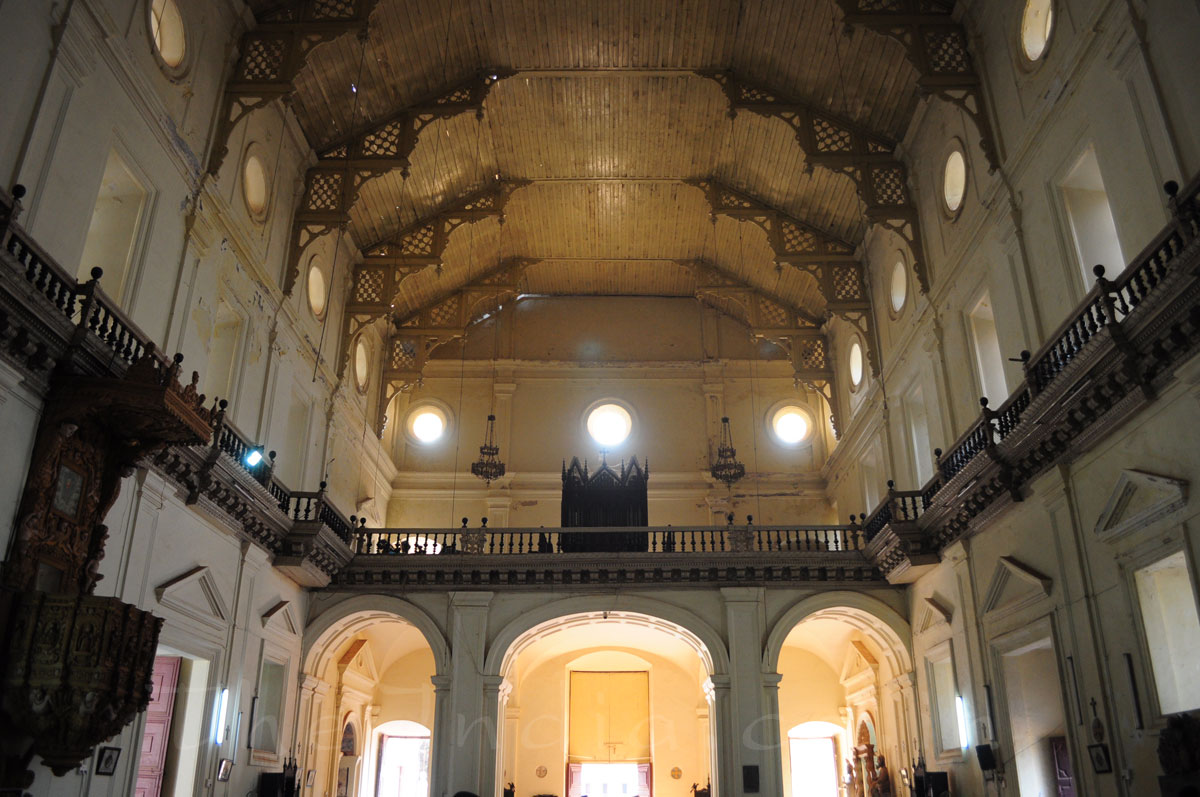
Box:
155;565;230;630
261;599;299;635
1094;469;1188;543
982;556;1052;623
917;596;953;634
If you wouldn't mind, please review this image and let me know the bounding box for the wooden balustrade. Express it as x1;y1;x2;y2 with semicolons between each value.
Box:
352;524;866;556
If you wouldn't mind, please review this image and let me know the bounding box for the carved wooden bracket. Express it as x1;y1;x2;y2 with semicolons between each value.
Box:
207;0;381;176
373;258;534;434
697;73;932;294
282;73;509;295
688;179;882;380
836;0;1001;173
340;181;530;377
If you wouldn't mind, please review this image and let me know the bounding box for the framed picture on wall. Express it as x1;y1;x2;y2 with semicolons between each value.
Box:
1088;743;1113;774
306;769;316;788
95;747;121;776
217;759;234;782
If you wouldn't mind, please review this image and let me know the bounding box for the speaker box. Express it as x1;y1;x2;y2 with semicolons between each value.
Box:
977;743;996;771
742;765;759;793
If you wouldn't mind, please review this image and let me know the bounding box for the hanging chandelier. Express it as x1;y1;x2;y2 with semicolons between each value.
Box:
471;413;506;484
710;416;746;487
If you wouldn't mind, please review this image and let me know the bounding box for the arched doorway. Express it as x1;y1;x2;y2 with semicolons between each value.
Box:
301;600;448;797
493;609;723;797
767;594;915;797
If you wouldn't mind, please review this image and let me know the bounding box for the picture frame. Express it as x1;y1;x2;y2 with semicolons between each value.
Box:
95;747;121;776
306;769;316;788
1088;743;1113;774
217;758;234;782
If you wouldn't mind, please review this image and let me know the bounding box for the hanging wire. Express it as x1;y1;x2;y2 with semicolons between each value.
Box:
313;25;371;382
737;221;765;522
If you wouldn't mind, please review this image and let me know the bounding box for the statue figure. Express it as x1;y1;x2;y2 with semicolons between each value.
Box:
871;754;892;796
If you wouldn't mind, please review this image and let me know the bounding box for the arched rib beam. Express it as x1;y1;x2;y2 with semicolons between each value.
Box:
282;74;510;295
698;72;931;294
207;0;380;176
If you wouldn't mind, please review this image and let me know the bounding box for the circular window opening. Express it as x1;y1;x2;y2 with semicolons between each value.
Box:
890;258;908;313
354;339;369;392
848;340;864;388
1021;0;1054;61
771;405;811;445
307;262;327;318
943;149;967;214
586;403;632;447
243;154;268;218
149;0;186;68
409;406;447;444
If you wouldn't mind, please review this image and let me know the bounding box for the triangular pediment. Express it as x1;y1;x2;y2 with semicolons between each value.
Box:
261;600;299;635
1095;469;1187;543
983;556;1052;622
917;596;954;634
840;639;878;685
155;566;229;631
338;638;379;685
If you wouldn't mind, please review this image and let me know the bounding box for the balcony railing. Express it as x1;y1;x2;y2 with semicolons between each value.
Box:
862;175;1200;572
351;523;867;556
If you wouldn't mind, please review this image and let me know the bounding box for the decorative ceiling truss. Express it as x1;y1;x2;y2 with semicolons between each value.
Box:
699;71;931;293
373;258;535;435
338;180;529;376
689;179;881;380
207;0;379;176
683;260;845;437
282;74;508;294
836;0;1001;172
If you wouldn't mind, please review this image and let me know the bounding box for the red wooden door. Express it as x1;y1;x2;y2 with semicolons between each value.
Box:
136;657;181;797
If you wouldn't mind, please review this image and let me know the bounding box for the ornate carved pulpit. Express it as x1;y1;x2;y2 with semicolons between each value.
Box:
559;455;649;552
0;348;213;779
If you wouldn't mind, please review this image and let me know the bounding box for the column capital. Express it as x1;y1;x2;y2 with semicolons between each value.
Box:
761;672;783;688
449;591;494;609
431;674;452;692
720;586;764;604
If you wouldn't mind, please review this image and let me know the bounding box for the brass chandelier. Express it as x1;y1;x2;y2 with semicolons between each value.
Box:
710;416;746;487
471;413;506;485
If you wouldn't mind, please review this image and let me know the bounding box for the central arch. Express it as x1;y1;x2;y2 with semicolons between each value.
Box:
485;595;729;797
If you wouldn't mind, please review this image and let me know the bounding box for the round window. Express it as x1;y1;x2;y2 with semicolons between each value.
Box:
149;0;186;68
890;258;908;313
1021;0;1054;61
586;403;632;447
243;154;268;218
354;339;369;392
848;340;864;388
408;406;447;444
307;262;327;318
943;149;967;214
770;405;812;445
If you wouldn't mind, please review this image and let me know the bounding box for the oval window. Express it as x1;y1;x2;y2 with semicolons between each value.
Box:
243;154;268;217
848;341;864;388
149;0;186;68
409;406;447;444
354;339;369;392
771;405;811;445
943;149;967;214
586;403;632;447
890;258;908;313
307;262;327;318
1021;0;1054;61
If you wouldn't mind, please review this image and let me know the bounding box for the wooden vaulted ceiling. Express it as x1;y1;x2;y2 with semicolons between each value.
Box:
253;0;924;319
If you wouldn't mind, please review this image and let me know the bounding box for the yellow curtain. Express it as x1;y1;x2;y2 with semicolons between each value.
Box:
568;671;650;762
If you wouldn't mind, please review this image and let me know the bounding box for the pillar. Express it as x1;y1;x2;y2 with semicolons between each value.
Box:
760;672;785;797
436;592;494;796
430;674;453;797
720;587;770;797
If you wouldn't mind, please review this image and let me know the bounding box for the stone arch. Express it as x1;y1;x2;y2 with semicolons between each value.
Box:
302;594;450;677
764;590;913;676
484;594;730;678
